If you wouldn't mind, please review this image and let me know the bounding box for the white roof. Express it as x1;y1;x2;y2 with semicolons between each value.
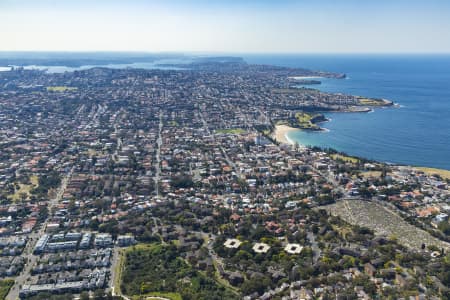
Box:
253;243;270;253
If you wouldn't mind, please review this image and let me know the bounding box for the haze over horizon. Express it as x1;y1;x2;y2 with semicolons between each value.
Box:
2;0;450;54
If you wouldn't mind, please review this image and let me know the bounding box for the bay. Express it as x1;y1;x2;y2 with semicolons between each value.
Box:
243;54;450;170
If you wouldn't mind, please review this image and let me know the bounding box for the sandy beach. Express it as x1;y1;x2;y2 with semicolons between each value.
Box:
273;124;297;145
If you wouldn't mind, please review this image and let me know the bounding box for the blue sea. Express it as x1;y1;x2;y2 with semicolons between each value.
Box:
243;54;450;170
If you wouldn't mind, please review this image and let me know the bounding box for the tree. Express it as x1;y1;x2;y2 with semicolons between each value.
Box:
80;291;90;300
241;275;271;295
438;221;450;236
94;289;106;299
19;192;28;203
171;174;194;189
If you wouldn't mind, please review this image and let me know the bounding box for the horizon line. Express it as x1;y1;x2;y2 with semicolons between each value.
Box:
1;50;450;55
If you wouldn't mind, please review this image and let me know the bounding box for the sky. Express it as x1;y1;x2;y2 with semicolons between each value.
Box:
1;0;450;53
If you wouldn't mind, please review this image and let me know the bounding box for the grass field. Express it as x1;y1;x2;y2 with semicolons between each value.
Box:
275;120;289;126
113;249;124;297
216;128;246;134
0;279;14;300
358;97;385;106
330;154;360;164
168;121;179;127
133;292;182;300
10;175;38;202
295;112;320;130
360;171;383;178
87;149;106;157
415;167;450;180
46;86;78;92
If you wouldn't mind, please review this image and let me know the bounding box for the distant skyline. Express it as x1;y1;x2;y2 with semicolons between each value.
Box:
2;0;450;53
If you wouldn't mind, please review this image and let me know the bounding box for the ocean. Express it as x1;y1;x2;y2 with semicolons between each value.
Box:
243;54;450;170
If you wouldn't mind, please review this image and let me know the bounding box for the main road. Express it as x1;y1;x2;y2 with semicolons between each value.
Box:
199;110;241;177
6;168;73;300
154;111;163;198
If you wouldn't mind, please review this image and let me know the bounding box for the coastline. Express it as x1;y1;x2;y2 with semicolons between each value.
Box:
274;125;450;175
273;125;297;145
289;76;323;80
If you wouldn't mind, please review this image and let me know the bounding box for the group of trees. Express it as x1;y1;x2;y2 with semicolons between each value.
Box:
121;243;238;300
0;279;14;300
30;170;61;199
171;174;195;189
